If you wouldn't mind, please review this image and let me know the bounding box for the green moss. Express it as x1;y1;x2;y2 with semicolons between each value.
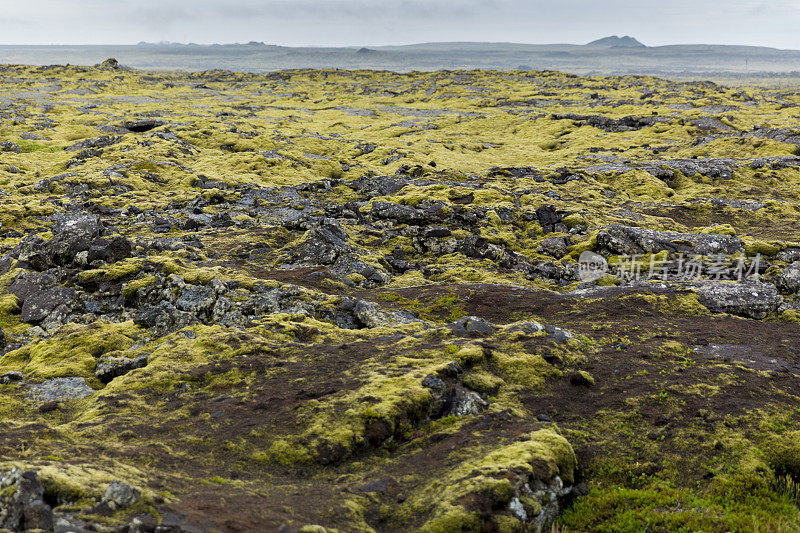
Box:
744;240;781;257
121;275;157;299
763;431;800;479
0;321;139;379
461;371;505;395
16;139;62;153
78;259;143;283
694;223;737;236
455;344;486;367
561;474;800;532
411;429;576;531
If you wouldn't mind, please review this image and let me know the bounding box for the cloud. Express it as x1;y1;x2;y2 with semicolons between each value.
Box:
0;0;798;48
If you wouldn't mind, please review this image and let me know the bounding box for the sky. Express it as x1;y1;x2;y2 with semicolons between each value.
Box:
0;0;798;49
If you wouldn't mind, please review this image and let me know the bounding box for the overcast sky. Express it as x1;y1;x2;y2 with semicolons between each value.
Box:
0;0;798;49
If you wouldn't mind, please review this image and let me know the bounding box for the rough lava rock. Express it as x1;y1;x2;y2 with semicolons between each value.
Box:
777;261;800;294
596;224;743;256
102;480;142;510
27;377;95;403
95;355;149;383
693;282;781;319
446;316;494;336
0;468;54;531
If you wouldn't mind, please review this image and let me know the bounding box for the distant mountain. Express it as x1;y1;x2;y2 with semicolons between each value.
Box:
5;39;800;75
587;35;646;48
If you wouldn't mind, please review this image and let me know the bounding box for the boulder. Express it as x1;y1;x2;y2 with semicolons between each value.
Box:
20;286;76;324
507;321;545;335
545;325;575;342
329;254;391;286
446;385;489;417
596;225;742;256
0;371;22;384
353;300;418;328
65;135;120;152
95;355;149;383
447;316;494;337
777;261;800;294
370;201;429;225
537;236;569;258
289;219;351;265
26;377;94;403
536;205;562;234
175;285;217;315
102;480;141;510
9;270;59;302
134;301;196;336
12;213;111;270
121;119;164;133
0;468;54;532
694;282;781;319
86;235;133;264
52;213;104;239
0;141;22;153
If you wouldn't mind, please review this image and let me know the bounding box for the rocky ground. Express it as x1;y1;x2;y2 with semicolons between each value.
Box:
0;59;800;531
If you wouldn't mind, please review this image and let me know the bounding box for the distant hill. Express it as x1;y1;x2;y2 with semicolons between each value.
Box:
587;35;646;48
3;39;800;77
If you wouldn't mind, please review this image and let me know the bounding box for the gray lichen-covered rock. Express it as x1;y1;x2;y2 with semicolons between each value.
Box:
0;141;22;153
95;354;149;383
288;218;351;265
0;371;23;384
596;225;743;256
175;284;217;315
446;385;489;417
536;236;570;258
353;300;419;328
447;316;494;336
134;301;197;336
27;377;95;403
777;261;800;294
20;286;76;325
694;282;781;319
0;468;54;531
102;480;142;510
370;200;429;225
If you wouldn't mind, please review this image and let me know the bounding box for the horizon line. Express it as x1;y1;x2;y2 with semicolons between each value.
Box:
0;40;794;52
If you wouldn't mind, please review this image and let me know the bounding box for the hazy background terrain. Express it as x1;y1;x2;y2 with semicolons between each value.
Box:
1;0;799;84
2;41;800;81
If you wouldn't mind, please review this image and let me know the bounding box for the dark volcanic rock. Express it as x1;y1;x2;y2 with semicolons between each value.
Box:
536;205;562;234
95;355;149;383
447;316;494;337
370;201;429;225
537;236;570;258
20;286;75;324
0;468;54;532
0;141;22;153
134;301;197;336
777;261;800;294
65;135;121;152
552;113;665;132
0;371;23;384
121;119;165;132
87;235;133;264
122;118;165;133
289;218;351;265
